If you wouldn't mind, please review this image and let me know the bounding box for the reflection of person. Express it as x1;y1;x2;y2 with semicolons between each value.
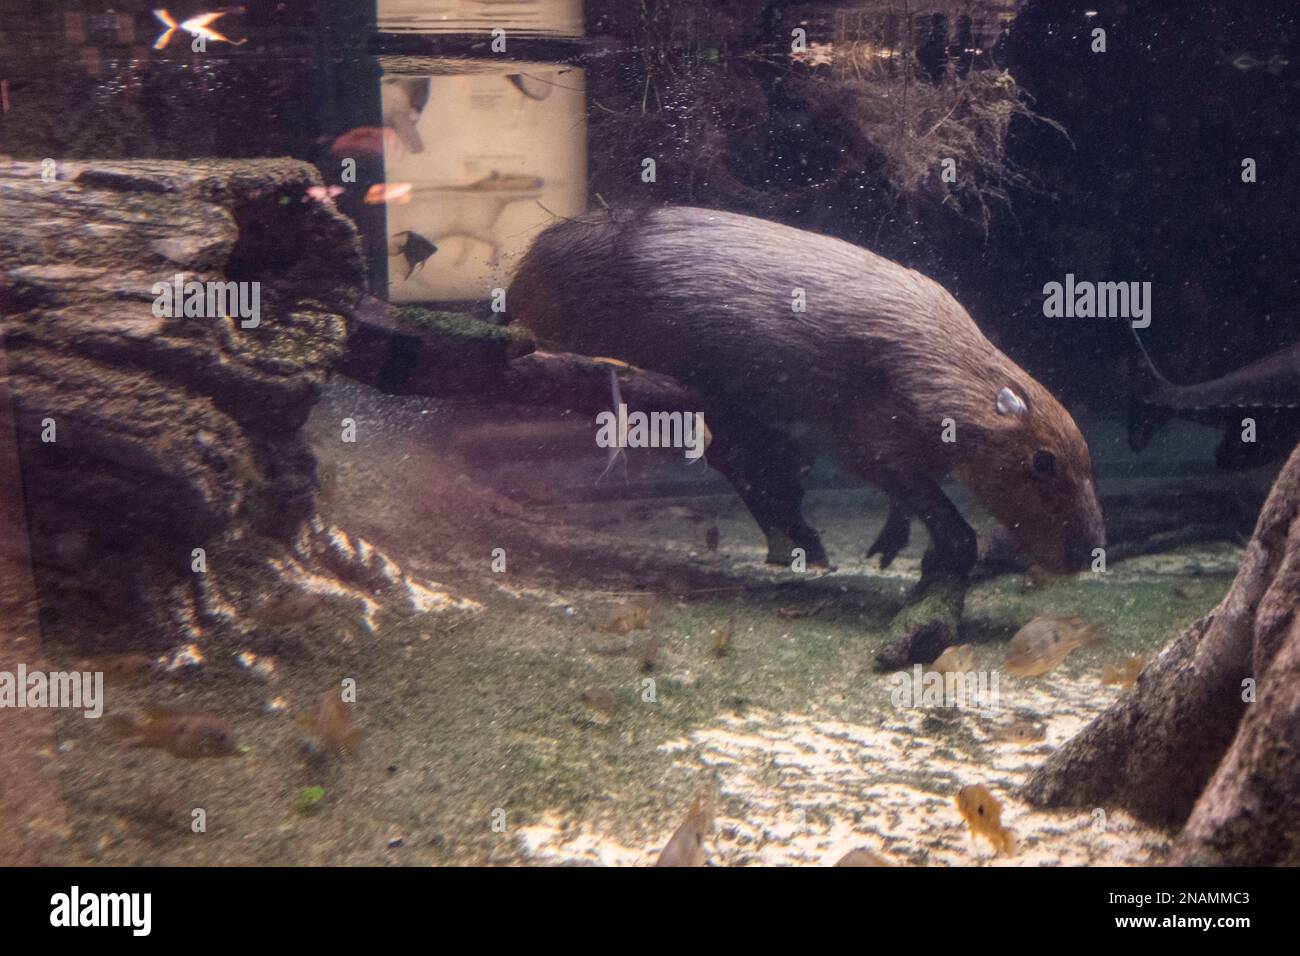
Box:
381;79;430;154
414;172;546;267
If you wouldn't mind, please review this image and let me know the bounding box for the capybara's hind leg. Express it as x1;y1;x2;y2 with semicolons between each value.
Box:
866;499;910;568
706;414;831;569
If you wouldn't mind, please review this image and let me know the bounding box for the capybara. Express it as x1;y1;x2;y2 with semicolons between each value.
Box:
508;207;1105;580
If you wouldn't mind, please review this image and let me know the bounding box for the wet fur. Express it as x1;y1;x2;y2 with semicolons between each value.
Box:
509;207;1104;573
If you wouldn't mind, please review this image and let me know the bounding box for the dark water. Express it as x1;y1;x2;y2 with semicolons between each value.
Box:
0;0;1296;871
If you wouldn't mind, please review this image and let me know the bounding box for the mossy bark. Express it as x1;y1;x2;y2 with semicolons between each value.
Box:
0;159;360;648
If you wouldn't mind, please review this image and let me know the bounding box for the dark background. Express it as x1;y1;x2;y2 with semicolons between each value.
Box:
0;0;1295;412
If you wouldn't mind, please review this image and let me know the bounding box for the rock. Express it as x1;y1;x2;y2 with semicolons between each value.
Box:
1020;442;1300;864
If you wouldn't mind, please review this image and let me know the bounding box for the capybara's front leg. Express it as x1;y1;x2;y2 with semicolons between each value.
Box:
900;479;978;586
706;413;831;569
872;478;974;671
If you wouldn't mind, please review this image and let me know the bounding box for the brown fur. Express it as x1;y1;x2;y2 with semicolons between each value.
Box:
509;207;1104;573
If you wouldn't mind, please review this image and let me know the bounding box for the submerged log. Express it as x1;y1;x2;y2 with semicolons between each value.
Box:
1021;442;1300;864
0;159;362;646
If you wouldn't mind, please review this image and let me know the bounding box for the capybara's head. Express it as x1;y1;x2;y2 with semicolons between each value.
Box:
957;378;1106;573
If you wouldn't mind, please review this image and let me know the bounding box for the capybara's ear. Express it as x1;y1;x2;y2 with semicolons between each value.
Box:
995;386;1028;418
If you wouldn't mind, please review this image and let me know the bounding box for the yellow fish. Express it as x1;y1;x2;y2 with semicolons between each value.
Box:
988;717;1047;745
929;644;975;674
1102;654;1151;689
655;795;714;867
299;690;364;757
1004;615;1103;677
107;706;241;760
956;784;1015;855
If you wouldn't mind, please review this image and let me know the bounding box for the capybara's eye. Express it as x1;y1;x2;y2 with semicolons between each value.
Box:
1032;450;1057;477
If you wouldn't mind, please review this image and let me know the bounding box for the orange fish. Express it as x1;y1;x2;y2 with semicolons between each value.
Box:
1004;616;1103;677
929;644;975;674
1102;654;1151;689
364;182;413;205
107;706;241;759
300;690;363;756
655;795;714;867
956;784;1015;855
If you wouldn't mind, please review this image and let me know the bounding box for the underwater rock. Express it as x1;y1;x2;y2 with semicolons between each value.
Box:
1021;441;1300;865
0;159;360;643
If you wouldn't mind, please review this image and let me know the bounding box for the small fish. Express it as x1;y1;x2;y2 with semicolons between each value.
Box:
365;182;413;206
1004;615;1103;677
106;706;241;760
705;525;719;552
80;653;161;685
835;848;892;867
389;230;438;281
1102;654;1151;689
929;643;975;674
303;185;343;204
579;688;617;716
712;619;734;657
987;717;1047;745
777;599;828;620
1231;53;1288;74
506;73;554;101
637;636;661;672
329;126;402;159
956;784;1015;855
655;795;714;866
300;690;364;757
595;599;654;636
152;10;245;50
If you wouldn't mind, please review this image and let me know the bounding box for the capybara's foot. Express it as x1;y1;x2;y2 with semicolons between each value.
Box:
764;528;834;571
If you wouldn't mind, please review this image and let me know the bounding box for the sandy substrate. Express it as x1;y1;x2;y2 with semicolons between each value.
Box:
517;671;1171;867
29;381;1242;866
